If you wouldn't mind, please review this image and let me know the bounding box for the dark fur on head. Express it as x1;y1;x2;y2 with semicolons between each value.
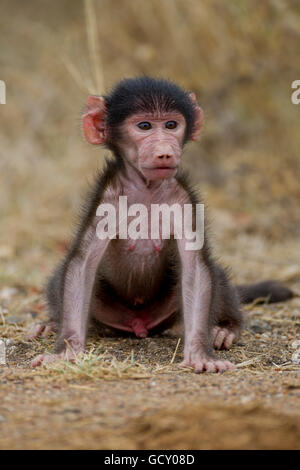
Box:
105;77;197;146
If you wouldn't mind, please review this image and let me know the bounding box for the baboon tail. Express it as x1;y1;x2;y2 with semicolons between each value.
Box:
236;280;293;304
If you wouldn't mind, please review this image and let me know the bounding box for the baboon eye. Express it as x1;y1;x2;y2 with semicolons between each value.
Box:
137;121;152;130
165;121;177;129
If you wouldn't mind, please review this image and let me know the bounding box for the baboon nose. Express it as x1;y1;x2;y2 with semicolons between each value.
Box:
158;154;172;160
154;153;175;166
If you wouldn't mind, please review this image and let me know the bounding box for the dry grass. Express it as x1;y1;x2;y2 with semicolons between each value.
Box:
40;348;180;382
1;0;300;261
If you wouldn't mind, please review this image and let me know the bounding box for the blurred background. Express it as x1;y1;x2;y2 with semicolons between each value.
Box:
0;0;299;288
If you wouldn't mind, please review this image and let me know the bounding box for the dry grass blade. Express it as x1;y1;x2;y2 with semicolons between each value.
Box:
236;357;263;368
170;337;181;364
84;0;105;94
61;55;92;94
43;348;155;381
259;316;300;326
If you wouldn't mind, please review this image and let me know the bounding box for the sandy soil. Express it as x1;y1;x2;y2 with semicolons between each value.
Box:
1;241;300;450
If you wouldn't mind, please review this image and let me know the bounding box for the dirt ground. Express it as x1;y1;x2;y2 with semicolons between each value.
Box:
1;233;300;450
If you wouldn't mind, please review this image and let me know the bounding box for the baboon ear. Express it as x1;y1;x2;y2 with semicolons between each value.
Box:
82;96;107;145
188;92;203;141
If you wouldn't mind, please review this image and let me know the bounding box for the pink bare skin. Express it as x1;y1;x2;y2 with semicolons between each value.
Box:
26;321;56;341
119;111;185;182
31;348;78;367
212;326;239;350
29;92;236;372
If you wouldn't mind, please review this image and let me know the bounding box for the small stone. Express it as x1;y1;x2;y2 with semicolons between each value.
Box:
5;339;15;345
249;320;271;334
261;333;270;339
0;340;6;365
0;415;5;422
6;316;24;324
28;312;38;318
292;349;300;365
291;340;300;349
241;395;254;404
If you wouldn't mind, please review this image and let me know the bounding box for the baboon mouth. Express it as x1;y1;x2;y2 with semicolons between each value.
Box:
142;166;178;180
